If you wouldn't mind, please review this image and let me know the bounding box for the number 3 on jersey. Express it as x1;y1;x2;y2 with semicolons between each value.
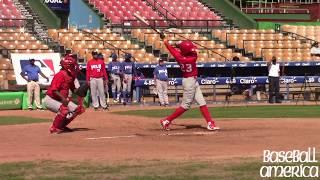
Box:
180;64;192;73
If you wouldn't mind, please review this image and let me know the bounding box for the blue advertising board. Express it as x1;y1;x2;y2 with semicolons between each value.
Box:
134;76;320;87
68;0;102;29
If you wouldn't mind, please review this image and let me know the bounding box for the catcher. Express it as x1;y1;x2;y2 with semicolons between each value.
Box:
43;55;88;134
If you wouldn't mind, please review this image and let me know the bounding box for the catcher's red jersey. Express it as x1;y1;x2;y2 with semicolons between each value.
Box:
47;70;75;101
164;41;198;78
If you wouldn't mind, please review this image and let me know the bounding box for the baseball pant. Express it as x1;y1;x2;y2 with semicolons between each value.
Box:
27;81;42;109
268;76;280;103
43;95;78;114
43;95;81;129
90;77;107;108
111;74;121;100
122;74;132;102
181;77;206;110
156;79;169;105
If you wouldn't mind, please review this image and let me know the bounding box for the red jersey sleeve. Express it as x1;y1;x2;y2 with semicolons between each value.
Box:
164;40;197;64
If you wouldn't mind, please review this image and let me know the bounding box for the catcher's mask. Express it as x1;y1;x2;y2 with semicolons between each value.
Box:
60;55;79;77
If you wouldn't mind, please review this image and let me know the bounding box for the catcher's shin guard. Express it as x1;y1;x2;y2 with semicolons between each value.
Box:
52;105;69;129
62;105;85;128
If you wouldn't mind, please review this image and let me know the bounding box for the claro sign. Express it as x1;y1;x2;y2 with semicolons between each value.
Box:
43;0;69;11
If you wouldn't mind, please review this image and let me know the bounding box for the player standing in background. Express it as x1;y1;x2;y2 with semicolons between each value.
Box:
121;53;135;105
43;55;85;134
153;58;169;106
20;58;49;110
159;36;220;131
86;51;109;110
108;53;122;103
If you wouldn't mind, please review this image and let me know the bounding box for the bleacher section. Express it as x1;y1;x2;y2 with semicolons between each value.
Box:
212;29;317;61
0;28;52;53
48;28;157;63
88;0;164;25
88;0;225;27
146;0;223;27
132;29;249;62
281;25;320;43
0;0;24;27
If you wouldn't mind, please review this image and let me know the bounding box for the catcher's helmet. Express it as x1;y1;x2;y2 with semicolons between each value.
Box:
178;40;196;55
60;55;79;77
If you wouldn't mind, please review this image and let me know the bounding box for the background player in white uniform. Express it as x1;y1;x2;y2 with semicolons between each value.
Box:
108;53;122;103
121;53;135;104
153;58;169;106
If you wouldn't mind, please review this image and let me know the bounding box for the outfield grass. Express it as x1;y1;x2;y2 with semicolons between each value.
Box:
0;116;50;126
0;160;319;180
114;105;320;119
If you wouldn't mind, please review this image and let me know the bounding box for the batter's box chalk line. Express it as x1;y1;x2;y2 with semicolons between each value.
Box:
85;131;219;140
160;131;219;136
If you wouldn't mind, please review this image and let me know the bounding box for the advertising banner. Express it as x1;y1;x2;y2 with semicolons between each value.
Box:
0;92;23;110
11;53;61;85
43;0;70;11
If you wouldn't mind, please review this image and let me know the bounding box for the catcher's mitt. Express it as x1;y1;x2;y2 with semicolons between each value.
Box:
76;83;89;97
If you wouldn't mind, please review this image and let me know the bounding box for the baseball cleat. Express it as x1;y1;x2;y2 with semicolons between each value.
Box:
49;126;64;134
160;119;171;131
207;122;220;131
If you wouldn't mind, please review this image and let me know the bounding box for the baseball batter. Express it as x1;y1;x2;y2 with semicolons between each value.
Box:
43;55;85;134
160;38;220;131
121;53;135;104
108;53;122;103
153;58;169;106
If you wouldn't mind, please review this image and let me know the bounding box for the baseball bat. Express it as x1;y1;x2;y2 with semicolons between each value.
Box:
133;14;230;61
133;13;163;35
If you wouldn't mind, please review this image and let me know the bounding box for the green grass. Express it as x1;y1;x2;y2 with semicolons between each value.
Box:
113;105;320;119
0;116;50;125
0;160;319;180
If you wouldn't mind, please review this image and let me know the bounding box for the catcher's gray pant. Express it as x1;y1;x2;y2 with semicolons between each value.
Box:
181;77;206;110
156;79;169;105
43;95;77;114
111;74;121;96
122;74;132;93
90;77;107;108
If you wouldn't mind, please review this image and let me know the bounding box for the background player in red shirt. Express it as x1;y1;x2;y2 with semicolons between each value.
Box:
160;37;220;131
43;55;85;134
86;51;108;110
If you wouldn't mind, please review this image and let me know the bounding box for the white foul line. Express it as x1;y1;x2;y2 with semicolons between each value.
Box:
86;131;218;140
86;135;137;140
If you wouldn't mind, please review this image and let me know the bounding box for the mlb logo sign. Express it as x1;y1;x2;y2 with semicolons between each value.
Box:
20;59;56;77
11;53;61;85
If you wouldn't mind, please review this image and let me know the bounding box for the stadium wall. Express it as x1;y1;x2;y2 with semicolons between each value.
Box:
28;0;61;28
249;14;311;21
258;21;320;30
68;0;103;29
201;0;257;29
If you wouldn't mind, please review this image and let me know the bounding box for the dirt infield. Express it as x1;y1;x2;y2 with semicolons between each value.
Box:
0;107;320;163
